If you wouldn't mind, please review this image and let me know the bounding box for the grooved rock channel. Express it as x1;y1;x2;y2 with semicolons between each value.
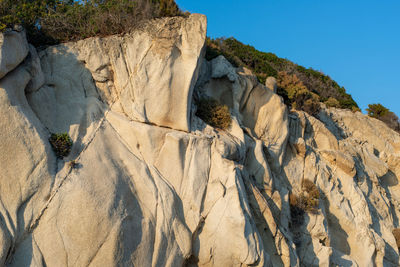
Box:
0;14;400;267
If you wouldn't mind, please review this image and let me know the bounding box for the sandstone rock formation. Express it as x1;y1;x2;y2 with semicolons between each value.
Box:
1;13;400;267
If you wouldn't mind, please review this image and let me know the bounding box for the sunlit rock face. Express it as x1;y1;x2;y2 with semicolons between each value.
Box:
1;13;400;267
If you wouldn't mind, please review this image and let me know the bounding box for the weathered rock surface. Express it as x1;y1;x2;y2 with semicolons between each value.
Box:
32;13;206;133
265;76;277;93
1;13;400;267
0;30;29;79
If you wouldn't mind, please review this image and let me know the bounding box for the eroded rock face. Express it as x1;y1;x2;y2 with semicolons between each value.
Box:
0;30;29;79
284;108;400;266
1;13;400;267
198;56;289;172
30;14;206;133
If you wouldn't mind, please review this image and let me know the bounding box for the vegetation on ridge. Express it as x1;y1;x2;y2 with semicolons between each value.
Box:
276;71;321;116
0;0;182;46
206;37;359;113
367;103;400;133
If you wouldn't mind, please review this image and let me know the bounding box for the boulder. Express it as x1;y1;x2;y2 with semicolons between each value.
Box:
0;30;29;79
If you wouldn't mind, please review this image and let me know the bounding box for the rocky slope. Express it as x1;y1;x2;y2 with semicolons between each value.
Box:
0;14;400;267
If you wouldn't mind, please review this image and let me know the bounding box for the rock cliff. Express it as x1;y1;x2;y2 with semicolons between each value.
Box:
1;14;400;267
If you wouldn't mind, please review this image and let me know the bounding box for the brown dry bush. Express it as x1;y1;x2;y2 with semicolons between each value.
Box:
196;98;231;130
290;179;320;225
277;71;321;116
302;179;320;209
277;71;304;93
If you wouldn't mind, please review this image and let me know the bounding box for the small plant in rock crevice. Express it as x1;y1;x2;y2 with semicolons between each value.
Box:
301;179;320;212
196;98;232;130
69;160;78;169
289;179;320;227
49;133;73;159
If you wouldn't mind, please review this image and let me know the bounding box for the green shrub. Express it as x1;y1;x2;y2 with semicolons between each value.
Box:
196;98;231;130
49;133;73;158
205;40;224;61
324;97;340;108
205;37;279;84
158;0;181;17
367;103;389;118
367;103;400;132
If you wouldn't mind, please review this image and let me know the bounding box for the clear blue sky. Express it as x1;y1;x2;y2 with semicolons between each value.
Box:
176;0;400;115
